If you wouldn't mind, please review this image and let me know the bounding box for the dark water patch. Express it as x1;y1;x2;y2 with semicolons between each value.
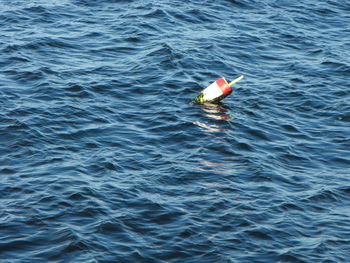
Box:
3;68;42;81
0;56;30;68
224;0;247;8
3;38;79;55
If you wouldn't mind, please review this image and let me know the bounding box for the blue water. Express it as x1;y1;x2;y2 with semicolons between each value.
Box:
1;0;350;262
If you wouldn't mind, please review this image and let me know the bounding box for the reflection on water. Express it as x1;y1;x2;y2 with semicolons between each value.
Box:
194;103;237;174
193;121;224;132
201;102;233;120
196;157;238;176
196;158;227;173
193;102;233;132
199;159;223;168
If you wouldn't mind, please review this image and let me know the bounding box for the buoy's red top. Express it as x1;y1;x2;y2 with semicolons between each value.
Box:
216;78;232;95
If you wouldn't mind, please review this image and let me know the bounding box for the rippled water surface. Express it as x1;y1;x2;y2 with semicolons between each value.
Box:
1;0;350;262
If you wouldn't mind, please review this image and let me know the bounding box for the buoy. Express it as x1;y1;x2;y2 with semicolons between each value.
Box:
195;75;244;104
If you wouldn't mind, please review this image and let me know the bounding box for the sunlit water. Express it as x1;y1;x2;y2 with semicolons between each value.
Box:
1;0;349;262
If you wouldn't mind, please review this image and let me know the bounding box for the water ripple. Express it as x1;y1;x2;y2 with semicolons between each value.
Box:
1;0;350;262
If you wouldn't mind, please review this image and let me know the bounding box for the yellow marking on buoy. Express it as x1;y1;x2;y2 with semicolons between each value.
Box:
228;75;244;87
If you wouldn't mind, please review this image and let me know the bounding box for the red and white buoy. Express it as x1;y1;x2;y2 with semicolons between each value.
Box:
195;75;244;103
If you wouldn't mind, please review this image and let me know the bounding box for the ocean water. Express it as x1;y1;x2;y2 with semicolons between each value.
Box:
1;0;349;262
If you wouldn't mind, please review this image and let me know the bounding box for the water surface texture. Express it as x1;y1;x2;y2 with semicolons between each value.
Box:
1;0;350;262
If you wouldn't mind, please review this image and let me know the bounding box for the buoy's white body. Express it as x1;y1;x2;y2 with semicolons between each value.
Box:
195;78;232;103
202;78;231;101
